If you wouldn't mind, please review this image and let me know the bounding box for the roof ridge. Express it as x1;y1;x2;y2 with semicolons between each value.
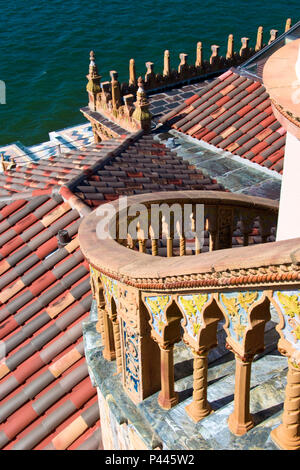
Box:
65;130;144;193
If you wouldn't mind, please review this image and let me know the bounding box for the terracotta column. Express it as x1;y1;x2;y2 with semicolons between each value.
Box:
132;77;152;132
271;360;300;450
209;231;218;251
92;276;106;341
86;50;101;112
228;354;254;435
240;38;250;59
167;238;173;257
285;18;292;32
102;311;116;361
92;123;101;144
163;50;170;77
268;29;278;45
195;235;201;254
110;70;121;110
151;239;158;256
241;213;254;247
185;350;212;422
179;236;185;256
129;58;136;86
112;317;122;374
96;306;106;339
178;53;188;76
158;344;178;410
195;42;203;68
226;34;234;60
255;26;264;51
210;45;220;66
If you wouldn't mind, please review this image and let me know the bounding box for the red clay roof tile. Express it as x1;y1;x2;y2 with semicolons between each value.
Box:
161;69;286;173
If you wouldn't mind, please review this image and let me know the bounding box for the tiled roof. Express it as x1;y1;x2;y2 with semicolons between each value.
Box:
160;69;286;174
0;138;124;198
0;193;101;450
0;132;227;450
72;134;224;208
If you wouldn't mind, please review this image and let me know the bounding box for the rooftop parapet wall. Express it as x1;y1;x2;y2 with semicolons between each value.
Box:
82;19;292;137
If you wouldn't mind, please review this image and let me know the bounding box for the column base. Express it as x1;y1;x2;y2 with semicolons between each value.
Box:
271;425;300;450
103;349;116;361
158;391;179;410
228;412;254;436
185;401;213;423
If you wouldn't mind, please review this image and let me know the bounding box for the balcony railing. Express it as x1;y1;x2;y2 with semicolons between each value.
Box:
79;190;300;450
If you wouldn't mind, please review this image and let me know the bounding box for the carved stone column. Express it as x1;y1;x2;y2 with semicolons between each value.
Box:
185;349;212;422
228;352;255;435
271;360;300;450
158;343;178;409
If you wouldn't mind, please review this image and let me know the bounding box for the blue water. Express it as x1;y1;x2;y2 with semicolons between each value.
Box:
0;0;299;146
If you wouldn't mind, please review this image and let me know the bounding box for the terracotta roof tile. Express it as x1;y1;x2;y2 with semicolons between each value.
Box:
72;135;225;206
161;69;286;173
0;130;227;450
0;189;97;449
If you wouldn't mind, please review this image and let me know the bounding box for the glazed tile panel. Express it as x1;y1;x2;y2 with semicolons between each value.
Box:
273;290;300;352
162;69;286;174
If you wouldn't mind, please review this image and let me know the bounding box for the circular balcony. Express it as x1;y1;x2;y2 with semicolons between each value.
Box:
79;190;279;289
79;190;300;450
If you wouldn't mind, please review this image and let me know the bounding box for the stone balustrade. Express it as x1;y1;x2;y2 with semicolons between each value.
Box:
79;190;300;450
